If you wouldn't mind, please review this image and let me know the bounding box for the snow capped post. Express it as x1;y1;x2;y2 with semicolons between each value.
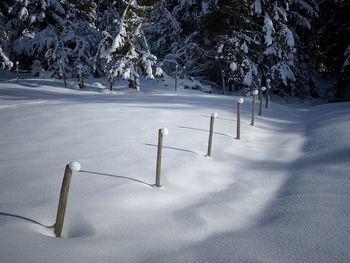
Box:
155;128;168;187
15;61;19;81
259;86;266;116
54;161;81;238
109;76;114;92
59;62;67;88
251;89;258;126
236;98;244;139
207;112;218;157
175;64;179;91
77;64;84;89
266;78;271;108
221;70;226;95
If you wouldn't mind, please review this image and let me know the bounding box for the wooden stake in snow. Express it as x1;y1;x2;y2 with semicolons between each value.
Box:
155;128;168;187
207;112;218;157
109;77;114;91
59;64;67;88
266;78;271;108
236;98;244;139
78;73;84;89
259;86;266;116
54;161;81;238
15;61;19;81
251;90;258;126
175;65;178;91
222;70;226;94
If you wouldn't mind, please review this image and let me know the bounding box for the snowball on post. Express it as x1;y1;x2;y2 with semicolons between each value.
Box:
261;86;266;91
237;98;244;104
68;161;81;172
160;128;168;136
211;112;218;118
252;89;259;95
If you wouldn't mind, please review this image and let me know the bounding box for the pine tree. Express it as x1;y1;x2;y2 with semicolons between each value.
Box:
45;0;100;79
101;0;162;90
7;0;66;69
314;0;350;99
0;1;12;69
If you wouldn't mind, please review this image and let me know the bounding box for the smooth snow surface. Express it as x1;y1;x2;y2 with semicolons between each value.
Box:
0;78;349;263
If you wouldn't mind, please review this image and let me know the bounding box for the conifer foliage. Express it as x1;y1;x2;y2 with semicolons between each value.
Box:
0;0;347;98
102;0;162;90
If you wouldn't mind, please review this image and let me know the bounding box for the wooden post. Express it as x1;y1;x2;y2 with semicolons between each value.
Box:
54;161;81;238
221;70;226;94
174;65;178;91
15;61;19;81
63;74;67;88
78;73;84;89
155;128;168;187
236;98;244;139
251;90;258;126
59;64;67;88
266;79;270;108
207;112;217;157
259;86;266;116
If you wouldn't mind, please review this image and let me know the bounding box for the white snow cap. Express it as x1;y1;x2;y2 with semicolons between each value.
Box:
261;86;266;91
237;98;244;104
266;78;271;83
68;161;81;172
160;128;168;136
211;112;218;118
252;89;259;95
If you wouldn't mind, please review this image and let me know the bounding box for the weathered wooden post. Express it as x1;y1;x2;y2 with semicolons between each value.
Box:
221;70;226;94
77;64;84;89
259;86;266;116
15;61;19;81
78;72;84;89
155;128;168;187
251;89;258;126
54;161;81;238
174;65;178;91
59;63;67;88
265;78;271;108
109;76;114;91
207;112;218;157
236;98;244;139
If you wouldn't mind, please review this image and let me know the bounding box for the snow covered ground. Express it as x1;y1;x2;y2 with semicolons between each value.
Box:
0;77;349;262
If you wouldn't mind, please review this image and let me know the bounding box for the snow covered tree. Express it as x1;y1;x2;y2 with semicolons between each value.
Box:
314;0;350;99
101;0;162;90
0;1;13;69
45;0;100;79
145;1;181;59
7;0;66;69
